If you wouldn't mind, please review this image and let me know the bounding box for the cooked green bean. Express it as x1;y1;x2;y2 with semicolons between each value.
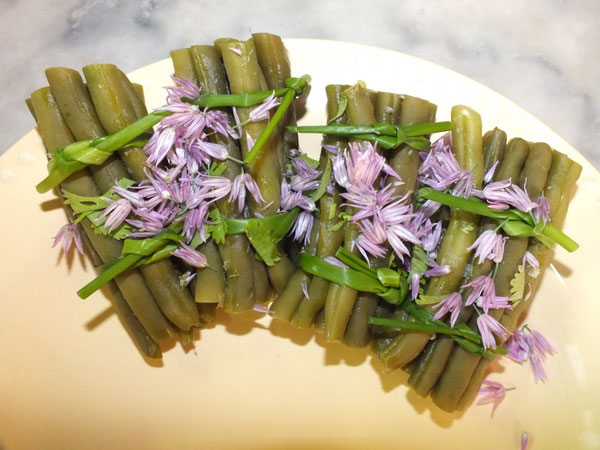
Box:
408;128;507;396
252;32;296;171
378;105;484;370
170;48;200;86
184;44;257;310
454;149;576;412
323;83;376;343
30;86;174;345
432;140;554;412
215;38;281;214
194;241;226;304
388;95;431;198
290;84;347;328
82;64;200;331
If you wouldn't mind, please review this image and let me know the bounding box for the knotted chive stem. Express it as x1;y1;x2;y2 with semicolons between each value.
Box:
36;75;311;194
418;187;578;252
288;121;452;150
297;249;506;359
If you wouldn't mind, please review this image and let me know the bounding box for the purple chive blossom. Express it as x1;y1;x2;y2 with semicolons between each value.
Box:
418;133;474;198
477;179;538;213
301;279;310;299
126;209;167;238
424;260;451;277
280;179;315;211
533;195;551;224
144;126;178;165
190;140;229;161
179;271;196;287
387;223;420;262
466;229;507;264
421;220;443;253
245;131;255;150
432;292;462;328
289;157;321;192
248;92;280;122
464;275;511;312
99;198;131;232
229;47;242;56
165;75;201;101
333;141;399;192
477;379;507;415
324;256;349;268
522;251;540;278
505;328;530;363
355;218;388;261
521;432;529;450
172;243;207;268
411;274;421;300
477;314;511;350
253;304;274;314
322;143;340;155
504;326;557;381
52;223;84;255
181;203;209;242
112;185;145;208
484;160;499;184
290;210;314;245
229;173;264;212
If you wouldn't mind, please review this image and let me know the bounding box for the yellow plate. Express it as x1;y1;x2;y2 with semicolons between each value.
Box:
1;39;599;449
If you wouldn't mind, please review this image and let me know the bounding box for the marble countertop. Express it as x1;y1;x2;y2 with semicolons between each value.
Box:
2;0;598;169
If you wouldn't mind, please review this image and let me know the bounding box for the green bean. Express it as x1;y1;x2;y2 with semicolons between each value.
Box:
323;83;376;343
378;105;484;370
433;141;553;412
45;67;129;191
216;39;297;293
187;45;273;311
220;234;256;312
82;64;200;331
454;149;578;411
170;48;200;86
388;95;431;198
194;241;226;304
408;128;507;396
34;89;162;359
30;87;174;345
342;91;402;348
253;32;296;171
215;38;281;214
185;45;257;308
289;85;347;328
197;303;218;327
344;293;379;347
269;217;320;320
270;270;311;322
81;64;148;181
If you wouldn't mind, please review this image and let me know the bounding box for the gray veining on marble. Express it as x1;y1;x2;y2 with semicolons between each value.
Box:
2;0;599;169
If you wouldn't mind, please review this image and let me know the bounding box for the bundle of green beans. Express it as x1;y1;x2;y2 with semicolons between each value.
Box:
432;149;580;412
30;33;581;412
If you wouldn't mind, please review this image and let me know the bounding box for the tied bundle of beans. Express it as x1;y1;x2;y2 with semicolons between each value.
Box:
376;105;484;370
29;85;167;359
216;37;298;307
45;66;206;340
284;84;349;328
432;148;580;412
407;128;508;396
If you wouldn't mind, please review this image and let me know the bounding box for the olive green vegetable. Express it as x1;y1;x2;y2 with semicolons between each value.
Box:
81;64;200;331
378;105;484;370
30;86;174;348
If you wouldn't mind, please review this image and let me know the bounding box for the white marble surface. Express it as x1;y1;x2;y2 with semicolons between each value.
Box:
2;0;599;169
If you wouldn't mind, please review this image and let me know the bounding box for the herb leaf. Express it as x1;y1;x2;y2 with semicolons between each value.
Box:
245;219;280;266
